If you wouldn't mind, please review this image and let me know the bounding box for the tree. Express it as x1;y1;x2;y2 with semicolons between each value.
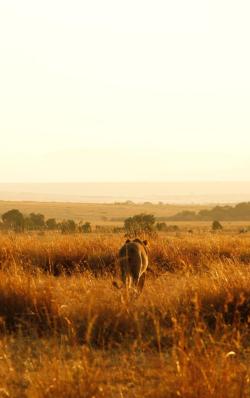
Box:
80;222;92;233
212;220;223;231
124;213;155;235
2;209;24;232
46;218;58;230
156;222;168;231
156;222;179;232
59;219;76;234
28;213;45;230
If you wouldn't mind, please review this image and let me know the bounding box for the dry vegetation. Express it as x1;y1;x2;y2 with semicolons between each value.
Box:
0;200;211;223
0;231;250;397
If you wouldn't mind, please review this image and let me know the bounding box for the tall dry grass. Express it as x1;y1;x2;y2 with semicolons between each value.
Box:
0;232;250;397
0;232;250;274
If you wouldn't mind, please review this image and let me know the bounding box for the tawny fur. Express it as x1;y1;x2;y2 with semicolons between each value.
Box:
113;238;149;292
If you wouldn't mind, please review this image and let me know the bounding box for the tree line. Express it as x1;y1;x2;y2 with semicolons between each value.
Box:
0;209;229;235
0;209;92;233
0;209;179;235
166;202;250;222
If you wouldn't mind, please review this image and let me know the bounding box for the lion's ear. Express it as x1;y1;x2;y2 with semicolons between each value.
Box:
143;240;148;246
125;239;131;243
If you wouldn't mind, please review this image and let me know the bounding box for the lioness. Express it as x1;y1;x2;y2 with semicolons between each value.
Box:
113;238;149;291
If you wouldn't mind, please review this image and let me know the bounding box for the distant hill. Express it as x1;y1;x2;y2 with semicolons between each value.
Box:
0;182;250;203
167;202;250;221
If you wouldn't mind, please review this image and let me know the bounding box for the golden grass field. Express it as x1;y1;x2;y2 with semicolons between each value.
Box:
0;200;212;223
1;230;250;397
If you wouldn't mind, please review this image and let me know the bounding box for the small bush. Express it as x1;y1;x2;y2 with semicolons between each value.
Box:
212;220;223;231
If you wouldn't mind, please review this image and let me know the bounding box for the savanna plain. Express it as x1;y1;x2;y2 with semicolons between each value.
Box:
1;218;250;397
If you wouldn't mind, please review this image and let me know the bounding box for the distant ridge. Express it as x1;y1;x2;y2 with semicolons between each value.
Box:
0;182;250;204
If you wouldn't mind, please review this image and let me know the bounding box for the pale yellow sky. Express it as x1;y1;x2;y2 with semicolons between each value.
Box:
0;0;249;182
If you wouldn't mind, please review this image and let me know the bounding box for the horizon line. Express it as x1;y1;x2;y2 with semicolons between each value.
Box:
1;181;250;184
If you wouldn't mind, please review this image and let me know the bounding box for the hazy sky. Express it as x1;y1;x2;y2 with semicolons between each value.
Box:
0;0;249;182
